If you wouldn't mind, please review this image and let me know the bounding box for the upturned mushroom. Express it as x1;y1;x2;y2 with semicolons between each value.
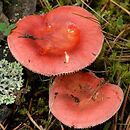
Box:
7;6;104;76
49;72;124;128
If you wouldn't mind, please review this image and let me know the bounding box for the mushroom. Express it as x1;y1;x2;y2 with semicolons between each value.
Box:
49;72;124;128
7;6;104;76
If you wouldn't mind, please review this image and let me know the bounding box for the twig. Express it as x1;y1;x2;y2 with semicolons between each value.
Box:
56;0;62;6
28;98;33;113
12;112;30;130
41;0;52;11
0;123;6;130
46;119;56;130
80;0;109;24
120;85;130;120
88;79;106;101
39;0;44;9
101;0;109;12
84;68;108;74
116;55;130;58
125;115;130;130
72;13;100;24
12;123;23;130
80;79;106;106
110;0;130;15
105;37;112;52
23;123;33;130
26;111;42;130
119;85;130;130
38;75;51;82
113;113;118;130
113;29;126;43
60;122;64;130
112;26;130;49
103;31;130;42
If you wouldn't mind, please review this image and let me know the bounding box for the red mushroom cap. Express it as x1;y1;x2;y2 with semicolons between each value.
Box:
49;72;124;128
7;6;104;76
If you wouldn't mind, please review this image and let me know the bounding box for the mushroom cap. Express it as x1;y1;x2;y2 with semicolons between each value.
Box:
49;72;124;128
7;6;104;76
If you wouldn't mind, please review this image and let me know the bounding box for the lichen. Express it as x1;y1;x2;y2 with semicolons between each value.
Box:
0;59;23;105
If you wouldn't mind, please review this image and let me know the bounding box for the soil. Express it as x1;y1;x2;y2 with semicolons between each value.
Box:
0;0;129;130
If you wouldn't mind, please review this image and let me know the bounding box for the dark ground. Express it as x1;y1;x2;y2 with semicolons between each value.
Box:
0;0;130;130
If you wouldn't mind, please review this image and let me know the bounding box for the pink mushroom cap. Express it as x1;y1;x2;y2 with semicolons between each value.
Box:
49;72;124;128
7;6;104;76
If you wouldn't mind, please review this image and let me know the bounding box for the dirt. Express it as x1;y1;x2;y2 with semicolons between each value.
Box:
4;0;37;22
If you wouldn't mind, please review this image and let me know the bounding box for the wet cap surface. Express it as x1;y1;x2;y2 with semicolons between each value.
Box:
8;6;104;76
49;72;124;128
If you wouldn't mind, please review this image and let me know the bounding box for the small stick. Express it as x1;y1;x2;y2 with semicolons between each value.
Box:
125;115;130;130
39;0;44;9
12;123;23;130
0;123;6;130
101;1;109;12
72;13;100;24
88;79;106;101
56;0;62;6
46;119;56;130
60;122;65;130
80;79;106;107
104;37;112;52
23;123;33;130
113;29;126;43
84;68;108;74
80;0;109;24
110;0;130;15
18;34;44;40
103;31;130;42
119;85;130;130
113;113;118;130
28;98;33;113
26;111;42;130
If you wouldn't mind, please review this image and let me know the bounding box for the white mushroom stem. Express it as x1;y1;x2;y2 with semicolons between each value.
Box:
64;51;70;63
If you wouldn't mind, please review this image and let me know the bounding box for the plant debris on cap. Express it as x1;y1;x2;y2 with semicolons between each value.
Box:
7;6;104;76
49;72;124;128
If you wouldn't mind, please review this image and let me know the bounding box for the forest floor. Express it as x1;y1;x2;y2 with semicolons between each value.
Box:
0;0;130;130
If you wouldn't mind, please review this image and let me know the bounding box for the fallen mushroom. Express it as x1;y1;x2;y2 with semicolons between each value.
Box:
7;6;104;76
49;71;124;128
